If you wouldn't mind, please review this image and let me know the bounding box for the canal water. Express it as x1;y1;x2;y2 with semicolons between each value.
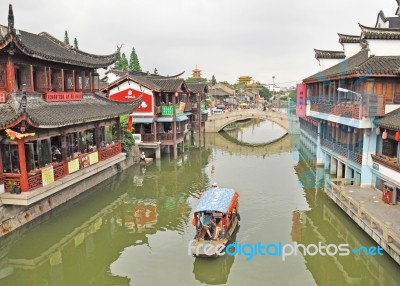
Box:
0;119;399;285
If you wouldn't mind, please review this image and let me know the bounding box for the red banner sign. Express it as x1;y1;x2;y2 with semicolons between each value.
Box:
296;83;306;118
46;92;83;102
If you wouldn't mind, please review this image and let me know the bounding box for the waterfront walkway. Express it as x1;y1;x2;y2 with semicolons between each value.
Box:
326;178;400;264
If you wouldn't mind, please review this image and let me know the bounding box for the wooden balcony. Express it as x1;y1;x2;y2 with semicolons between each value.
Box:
310;100;360;119
140;132;184;145
371;154;400;173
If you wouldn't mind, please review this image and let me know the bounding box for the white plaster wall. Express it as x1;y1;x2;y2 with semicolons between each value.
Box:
109;80;152;97
385;104;400;114
376;164;400;186
318;58;342;71
368;39;400;56
342;43;361;58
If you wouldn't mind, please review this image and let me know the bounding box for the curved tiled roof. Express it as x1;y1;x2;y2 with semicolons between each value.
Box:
338;33;360;44
101;72;188;93
376;108;400;131
360;24;400;40
0;93;142;129
304;50;400;82
314;49;345;59
186;81;209;94
0;25;118;68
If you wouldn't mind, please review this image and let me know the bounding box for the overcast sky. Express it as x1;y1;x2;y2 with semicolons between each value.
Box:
2;0;398;87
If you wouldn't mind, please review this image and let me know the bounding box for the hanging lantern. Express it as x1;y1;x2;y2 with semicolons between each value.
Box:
395;131;400;141
382;129;388;140
376;127;381;135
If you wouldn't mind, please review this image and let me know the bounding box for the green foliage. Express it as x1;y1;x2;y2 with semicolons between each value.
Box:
64;31;70;45
259;85;272;100
153;68;159;75
119;114;135;153
129;47;142;72
115;53;129;71
211;75;217;85
73;38;79;49
287;90;297;102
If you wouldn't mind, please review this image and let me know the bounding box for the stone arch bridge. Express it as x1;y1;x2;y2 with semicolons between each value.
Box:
204;109;299;134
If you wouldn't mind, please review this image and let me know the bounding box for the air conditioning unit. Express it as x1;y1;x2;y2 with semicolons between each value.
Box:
133;134;142;143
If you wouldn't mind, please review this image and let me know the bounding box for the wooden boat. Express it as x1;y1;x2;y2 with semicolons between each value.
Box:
139;158;153;166
190;187;240;257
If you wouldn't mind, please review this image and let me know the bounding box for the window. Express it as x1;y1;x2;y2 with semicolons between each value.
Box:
1;144;19;173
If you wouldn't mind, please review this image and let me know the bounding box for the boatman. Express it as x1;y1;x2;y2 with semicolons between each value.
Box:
200;213;215;239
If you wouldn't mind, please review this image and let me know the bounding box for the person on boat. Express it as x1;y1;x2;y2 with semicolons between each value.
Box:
200;213;215;239
211;182;218;188
213;218;223;240
139;152;146;163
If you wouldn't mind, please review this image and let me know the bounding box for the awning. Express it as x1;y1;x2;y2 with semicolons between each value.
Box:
184;112;193;116
134;117;154;124
156;115;189;122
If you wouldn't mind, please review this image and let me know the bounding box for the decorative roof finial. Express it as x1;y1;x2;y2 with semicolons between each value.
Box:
397;0;400;16
8;4;14;31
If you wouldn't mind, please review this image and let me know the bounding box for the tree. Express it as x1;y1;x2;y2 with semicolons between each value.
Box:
153;68;159;75
73;38;79;49
129;47;142;72
259;85;272;100
211;75;217;85
64;31;70;45
114;52;129;71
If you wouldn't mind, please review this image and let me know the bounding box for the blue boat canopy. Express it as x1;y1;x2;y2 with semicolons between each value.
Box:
195;188;236;214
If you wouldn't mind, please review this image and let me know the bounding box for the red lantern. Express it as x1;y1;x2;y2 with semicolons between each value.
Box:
395;131;400;141
382;129;388;140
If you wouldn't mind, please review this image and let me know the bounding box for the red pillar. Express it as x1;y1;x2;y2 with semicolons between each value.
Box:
6;56;15;92
17;139;29;192
173;92;177;159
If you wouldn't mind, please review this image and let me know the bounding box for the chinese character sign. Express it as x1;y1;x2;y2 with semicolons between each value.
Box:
42;166;55;186
296;83;306;118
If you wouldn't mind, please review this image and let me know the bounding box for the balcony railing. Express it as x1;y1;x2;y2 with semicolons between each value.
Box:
139;132;185;143
371;154;400;173
321;138;362;165
300;123;317;140
309;99;360;119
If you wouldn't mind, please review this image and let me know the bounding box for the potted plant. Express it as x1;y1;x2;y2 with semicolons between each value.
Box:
14;184;21;194
9;181;16;194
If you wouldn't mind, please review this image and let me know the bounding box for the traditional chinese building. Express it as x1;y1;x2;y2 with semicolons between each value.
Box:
100;70;209;159
0;5;141;205
301;1;400;193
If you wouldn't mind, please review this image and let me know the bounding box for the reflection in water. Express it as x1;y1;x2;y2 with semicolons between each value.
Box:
0;120;399;285
193;228;239;285
294;139;400;285
223;119;287;144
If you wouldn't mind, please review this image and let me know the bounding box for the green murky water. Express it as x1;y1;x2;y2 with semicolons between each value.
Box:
0;119;399;286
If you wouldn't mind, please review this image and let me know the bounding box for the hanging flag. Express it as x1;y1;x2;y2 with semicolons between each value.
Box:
127;115;133;132
5;128;35;140
296;83;306;118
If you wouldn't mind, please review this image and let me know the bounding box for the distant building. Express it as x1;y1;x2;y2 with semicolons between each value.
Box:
238;76;252;86
192;65;202;79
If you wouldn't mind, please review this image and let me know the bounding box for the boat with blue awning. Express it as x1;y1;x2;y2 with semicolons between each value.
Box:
190;186;240;257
